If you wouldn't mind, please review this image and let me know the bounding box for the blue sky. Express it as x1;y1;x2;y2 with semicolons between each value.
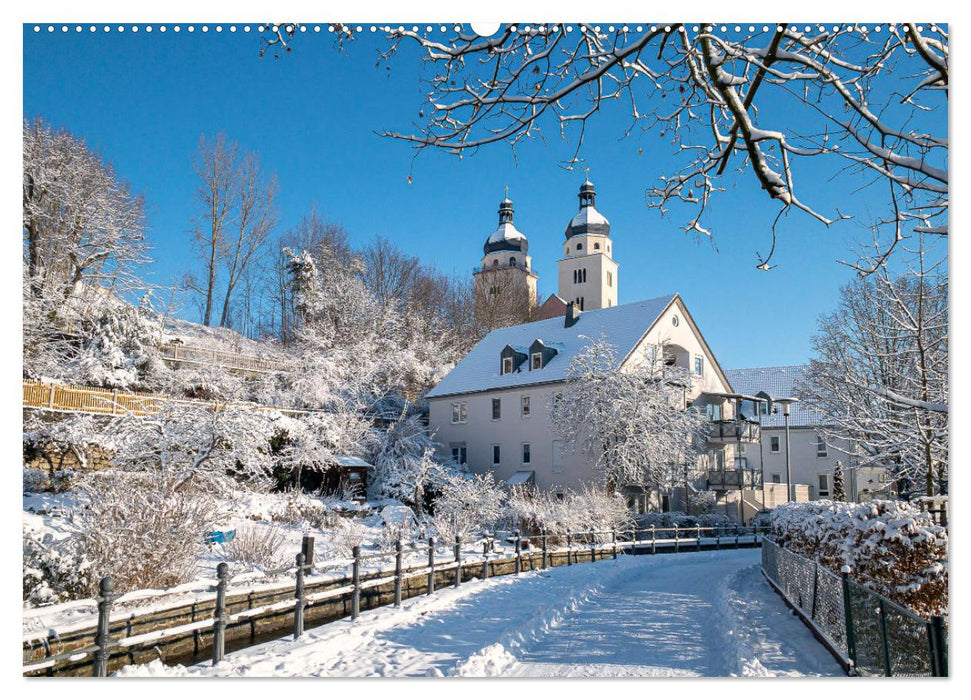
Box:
22;24;937;370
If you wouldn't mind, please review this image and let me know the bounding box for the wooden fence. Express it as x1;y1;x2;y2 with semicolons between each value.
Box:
23;525;766;677
158;343;291;374
23;380;311;418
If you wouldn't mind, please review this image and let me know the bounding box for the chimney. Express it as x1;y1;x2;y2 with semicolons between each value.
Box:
565;301;581;328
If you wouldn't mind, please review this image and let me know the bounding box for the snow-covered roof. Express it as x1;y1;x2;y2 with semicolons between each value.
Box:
723;365;827;428
485;221;528;252
333;456;374;468
426;295;677;399
568;205;610;230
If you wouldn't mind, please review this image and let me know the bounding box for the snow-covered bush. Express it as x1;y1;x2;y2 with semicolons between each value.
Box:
23;467;75;494
75;471;210;595
268;490;339;529
377;504;420;549
769;500;948;617
75;299;165;390
687;490;717;515
23;528;90;606
328;517;370;559
634;511;732;530
432;472;504;542
504;485;632;540
366;413;447;513
226;525;290;574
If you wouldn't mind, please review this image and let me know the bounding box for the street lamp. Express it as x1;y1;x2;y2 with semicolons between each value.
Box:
775;397;799;502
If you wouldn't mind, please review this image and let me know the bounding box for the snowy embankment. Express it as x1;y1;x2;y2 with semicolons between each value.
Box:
117;550;843;678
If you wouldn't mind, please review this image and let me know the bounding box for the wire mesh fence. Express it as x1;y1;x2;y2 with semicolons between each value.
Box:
761;537;947;677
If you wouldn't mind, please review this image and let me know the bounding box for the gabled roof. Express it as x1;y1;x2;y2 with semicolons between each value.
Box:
426;295;677;399
724;365;826;428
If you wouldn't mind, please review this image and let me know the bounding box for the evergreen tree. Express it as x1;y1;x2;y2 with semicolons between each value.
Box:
832;461;846;502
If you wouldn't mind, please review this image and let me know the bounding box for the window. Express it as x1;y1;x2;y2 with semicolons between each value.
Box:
594;242;601;250
579;297;585;310
818;474;829;497
607;271;612;287
502;357;513;375
450;402;467;424
816;435;828;457
492;444;501;465
451;444;467;465
492;398;501;420
509;257;517;267
706;403;722;421
770;436;781;453
771;474;781;484
735;457;748;469
492;259;498;268
576;243;583;251
522;443;531;465
552;440;564;473
694;356;704;376
531;352;542;370
739;443;746;454
521;395;531;418
565;246;569;256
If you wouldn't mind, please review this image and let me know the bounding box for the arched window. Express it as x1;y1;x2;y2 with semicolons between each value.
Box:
581;268;587;283
509;257;517;267
492;259;499;268
576;243;583;251
572;270;577;284
580;297;585;310
565;246;569;256
594;242;601;250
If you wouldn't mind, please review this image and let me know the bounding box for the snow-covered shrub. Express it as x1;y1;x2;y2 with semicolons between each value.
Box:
687;489;717;515
431;472;504;542
634;511;733;530
75;471;209;595
23;529;90;606
269;490;339;529
328;517;370;559
226;525;290;574
23;467;75;494
769;500;948;617
377;505;420;549
505;485;632;541
75;298;165;391
366;413;448;513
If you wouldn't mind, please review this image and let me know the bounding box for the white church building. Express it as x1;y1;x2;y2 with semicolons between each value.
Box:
426;182;771;514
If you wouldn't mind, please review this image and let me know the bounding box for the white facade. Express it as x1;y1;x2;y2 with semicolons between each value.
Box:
557;180;618;311
427;296;734;493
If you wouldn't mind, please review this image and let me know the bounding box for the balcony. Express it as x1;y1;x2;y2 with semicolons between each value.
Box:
708;418;761;443
707;468;764;490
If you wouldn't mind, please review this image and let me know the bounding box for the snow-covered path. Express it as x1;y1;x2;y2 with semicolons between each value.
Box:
118;549;843;678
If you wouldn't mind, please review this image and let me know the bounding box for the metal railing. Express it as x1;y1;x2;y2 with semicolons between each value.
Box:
707;468;764;490
761;537;947;677
709;418;761;442
24;524;766;677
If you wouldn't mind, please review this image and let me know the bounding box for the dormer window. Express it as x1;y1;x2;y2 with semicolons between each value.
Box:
502;357;513;374
531;352;542;370
528;339;558;370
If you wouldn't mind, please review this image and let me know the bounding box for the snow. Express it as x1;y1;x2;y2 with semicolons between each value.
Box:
115;550;843;678
425;295;677;398
486;221;527;246
568;204;610;230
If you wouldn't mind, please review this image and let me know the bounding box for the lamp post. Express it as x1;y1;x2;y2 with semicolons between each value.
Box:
776;397;799;502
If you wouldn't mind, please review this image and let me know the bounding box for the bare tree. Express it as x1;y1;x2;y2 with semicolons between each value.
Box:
803;236;947;496
190;134;238;326
370;23;947;270
219;151;278;327
361;235;422;307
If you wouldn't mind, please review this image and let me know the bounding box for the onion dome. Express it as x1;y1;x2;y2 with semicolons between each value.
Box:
564;179;611;239
483;197;529;254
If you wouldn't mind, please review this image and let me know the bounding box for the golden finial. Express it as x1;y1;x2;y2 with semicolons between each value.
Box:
504;184;509;198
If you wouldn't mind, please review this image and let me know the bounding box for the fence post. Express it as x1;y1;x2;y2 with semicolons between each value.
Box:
212;563;228;665
589;527;596;563
651;525;656;555
566;529;572;566
696;525;701;552
930;616;947;677
674;525;680;553
630;526;637;555
351;546;361;620
394;539;403;607
810;561;819;621
454;535;462;588
715;526;721;551
878;598;892;676
841;565;858;673
301;534;315;574
515;530;522;574
483;540;490;580
612;529;618;559
541;528;548;569
735;524;740;549
427;537;436;595
93;577;114;677
294;553;306;639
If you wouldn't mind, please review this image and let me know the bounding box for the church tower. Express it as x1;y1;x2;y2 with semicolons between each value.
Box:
557;180;619;311
473;196;538;331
